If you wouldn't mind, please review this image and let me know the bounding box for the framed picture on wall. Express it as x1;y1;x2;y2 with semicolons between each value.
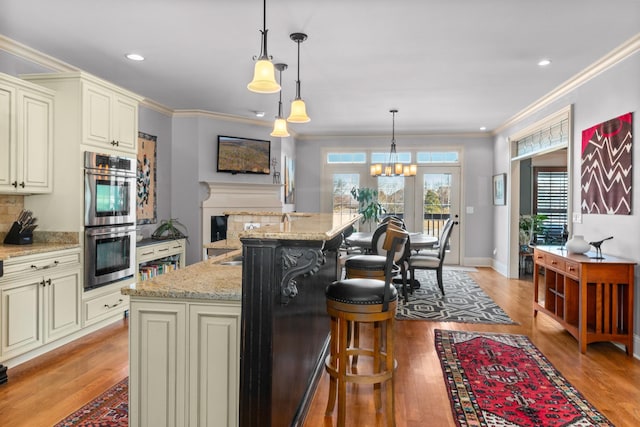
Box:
284;156;295;204
493;173;506;206
137;132;157;224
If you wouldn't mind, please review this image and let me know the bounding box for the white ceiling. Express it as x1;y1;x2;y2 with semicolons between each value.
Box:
2;0;639;136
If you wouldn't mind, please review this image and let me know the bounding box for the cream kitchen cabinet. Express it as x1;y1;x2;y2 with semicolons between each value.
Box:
82;81;138;153
0;248;82;362
0;73;54;194
129;298;240;427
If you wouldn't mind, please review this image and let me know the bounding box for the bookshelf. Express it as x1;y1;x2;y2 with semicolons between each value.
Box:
136;238;186;282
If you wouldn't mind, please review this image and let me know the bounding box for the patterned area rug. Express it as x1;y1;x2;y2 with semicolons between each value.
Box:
435;330;613;427
395;269;515;324
54;378;128;426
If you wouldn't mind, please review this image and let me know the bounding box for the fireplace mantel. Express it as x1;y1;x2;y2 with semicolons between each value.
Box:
201;182;284;245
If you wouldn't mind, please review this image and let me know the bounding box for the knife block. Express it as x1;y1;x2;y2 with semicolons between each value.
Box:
3;221;33;245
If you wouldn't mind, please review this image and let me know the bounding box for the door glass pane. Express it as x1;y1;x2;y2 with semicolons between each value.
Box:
422;173;452;237
377;176;404;218
332;174;359;223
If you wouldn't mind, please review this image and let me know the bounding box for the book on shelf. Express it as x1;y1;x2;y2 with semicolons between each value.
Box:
138;260;180;281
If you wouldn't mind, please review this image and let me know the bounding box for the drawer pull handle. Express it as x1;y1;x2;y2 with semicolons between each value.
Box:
141;251;154;256
568;267;575;271
551;261;557;265
30;260;60;271
105;299;124;309
158;248;169;252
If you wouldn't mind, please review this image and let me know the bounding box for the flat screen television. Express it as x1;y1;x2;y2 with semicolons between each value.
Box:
217;135;271;175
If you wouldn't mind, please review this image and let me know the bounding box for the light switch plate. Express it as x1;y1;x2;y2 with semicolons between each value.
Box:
572;212;582;224
466;206;474;214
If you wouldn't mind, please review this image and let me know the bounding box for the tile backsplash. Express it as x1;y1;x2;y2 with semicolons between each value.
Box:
0;195;25;233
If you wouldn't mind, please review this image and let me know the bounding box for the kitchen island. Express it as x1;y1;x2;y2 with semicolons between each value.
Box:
122;213;359;427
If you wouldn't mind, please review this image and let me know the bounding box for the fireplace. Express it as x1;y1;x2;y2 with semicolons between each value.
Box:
201;182;284;246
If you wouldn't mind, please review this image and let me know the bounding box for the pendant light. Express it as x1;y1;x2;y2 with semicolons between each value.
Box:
247;0;280;94
287;32;310;123
371;109;417;177
271;63;290;137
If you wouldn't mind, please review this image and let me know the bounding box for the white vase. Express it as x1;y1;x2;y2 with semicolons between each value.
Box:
566;235;590;254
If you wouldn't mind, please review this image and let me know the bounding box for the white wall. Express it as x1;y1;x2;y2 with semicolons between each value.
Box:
295;133;495;264
171;114;289;264
493;50;640;356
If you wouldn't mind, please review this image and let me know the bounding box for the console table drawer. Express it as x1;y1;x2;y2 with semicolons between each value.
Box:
543;253;565;271
564;260;580;279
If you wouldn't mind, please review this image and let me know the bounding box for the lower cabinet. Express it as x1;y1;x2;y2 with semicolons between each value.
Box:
0;248;81;362
129;298;240;427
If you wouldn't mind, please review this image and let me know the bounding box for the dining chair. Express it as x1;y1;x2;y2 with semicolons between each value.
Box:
408;220;457;295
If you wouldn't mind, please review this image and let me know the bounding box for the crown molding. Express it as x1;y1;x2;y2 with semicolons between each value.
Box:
0;35;78;72
495;33;640;135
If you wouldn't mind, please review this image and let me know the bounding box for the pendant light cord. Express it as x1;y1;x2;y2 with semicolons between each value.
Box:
295;39;301;98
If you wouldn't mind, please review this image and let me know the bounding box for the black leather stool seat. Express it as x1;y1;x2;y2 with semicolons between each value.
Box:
326;278;398;306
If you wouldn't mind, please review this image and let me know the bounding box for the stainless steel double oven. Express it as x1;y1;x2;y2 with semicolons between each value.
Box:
84;151;137;290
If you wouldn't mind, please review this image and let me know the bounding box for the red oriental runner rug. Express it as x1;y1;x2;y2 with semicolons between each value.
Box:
54;377;128;426
435;330;613;426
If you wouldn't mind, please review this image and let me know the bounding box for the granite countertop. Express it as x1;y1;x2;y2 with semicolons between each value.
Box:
0;232;80;261
126;213;359;301
237;213;360;241
122;249;243;301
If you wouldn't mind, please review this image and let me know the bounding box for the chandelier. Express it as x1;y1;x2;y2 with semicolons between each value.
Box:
370;109;416;177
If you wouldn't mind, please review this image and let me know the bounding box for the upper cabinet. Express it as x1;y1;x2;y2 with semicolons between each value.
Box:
0;73;54;194
82;81;138;152
22;71;143;156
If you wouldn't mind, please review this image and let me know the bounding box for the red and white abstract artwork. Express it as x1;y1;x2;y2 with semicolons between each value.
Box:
581;112;633;215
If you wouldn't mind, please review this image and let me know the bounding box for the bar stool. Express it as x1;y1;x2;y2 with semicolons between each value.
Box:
324;225;409;427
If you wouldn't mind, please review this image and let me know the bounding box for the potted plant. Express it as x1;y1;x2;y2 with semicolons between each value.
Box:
350;187;385;231
152;218;189;242
518;214;548;246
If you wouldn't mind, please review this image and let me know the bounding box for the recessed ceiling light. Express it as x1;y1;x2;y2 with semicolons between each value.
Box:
538;58;551;67
255;111;265;118
125;53;145;61
480;126;487;131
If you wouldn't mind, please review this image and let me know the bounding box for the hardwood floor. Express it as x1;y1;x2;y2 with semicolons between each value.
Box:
0;268;639;426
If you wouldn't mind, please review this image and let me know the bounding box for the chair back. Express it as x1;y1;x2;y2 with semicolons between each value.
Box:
371;222;410;263
381;225;409;311
436;220;456;264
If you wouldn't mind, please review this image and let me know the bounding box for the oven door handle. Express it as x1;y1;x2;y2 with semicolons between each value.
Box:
86;227;136;237
85;169;136;179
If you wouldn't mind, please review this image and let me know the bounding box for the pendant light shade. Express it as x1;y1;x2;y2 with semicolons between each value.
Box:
288;98;309;123
271;63;290;137
247;0;280;94
287;32;310;123
248;58;280;93
371;109;417;177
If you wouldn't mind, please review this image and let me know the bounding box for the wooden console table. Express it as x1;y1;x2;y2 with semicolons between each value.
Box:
533;246;635;356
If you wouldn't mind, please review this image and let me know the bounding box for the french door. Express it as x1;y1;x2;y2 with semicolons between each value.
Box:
413;166;460;264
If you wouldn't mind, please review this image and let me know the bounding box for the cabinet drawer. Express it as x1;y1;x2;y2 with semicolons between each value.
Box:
564;260;580;279
84;291;129;325
2;249;81;280
543;253;565;271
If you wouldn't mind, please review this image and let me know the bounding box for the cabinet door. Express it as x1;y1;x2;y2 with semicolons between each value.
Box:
82;83;113;147
188;304;240;427
0;82;16;191
113;95;137;152
129;301;187;427
44;267;81;343
17;89;53;193
0;277;43;360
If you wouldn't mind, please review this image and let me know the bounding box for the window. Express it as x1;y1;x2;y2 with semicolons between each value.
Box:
332;173;360;222
534;167;568;244
327;152;367;164
417;151;459;163
377;176;404;216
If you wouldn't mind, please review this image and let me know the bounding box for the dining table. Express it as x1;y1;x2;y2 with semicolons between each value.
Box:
345;231;438;253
